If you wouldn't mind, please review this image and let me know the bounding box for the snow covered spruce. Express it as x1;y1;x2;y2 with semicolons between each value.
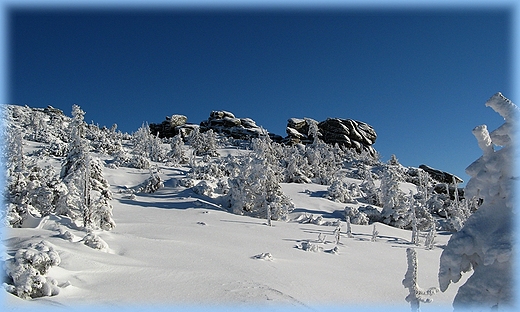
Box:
438;92;517;310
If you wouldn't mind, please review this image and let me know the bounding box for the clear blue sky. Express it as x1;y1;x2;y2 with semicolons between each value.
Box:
6;3;512;184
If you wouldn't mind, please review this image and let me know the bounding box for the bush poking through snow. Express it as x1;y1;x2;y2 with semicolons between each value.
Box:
344;206;369;225
3;241;61;299
326;178;356;203
371;224;379;242
298;240;322;252
252;253;273;261
136;168;164;194
82;232;109;251
192;180;214;197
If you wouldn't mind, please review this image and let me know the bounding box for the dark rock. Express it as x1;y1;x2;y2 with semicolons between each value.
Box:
419;164;463;184
285;117;377;156
149;114;189;138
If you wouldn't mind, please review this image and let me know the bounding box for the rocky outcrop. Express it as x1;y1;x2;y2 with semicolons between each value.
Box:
199;110;270;140
285;117;377;156
419;164;463;184
149;114;196;139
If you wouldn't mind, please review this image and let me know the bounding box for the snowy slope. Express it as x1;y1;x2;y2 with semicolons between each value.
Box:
2;158;467;311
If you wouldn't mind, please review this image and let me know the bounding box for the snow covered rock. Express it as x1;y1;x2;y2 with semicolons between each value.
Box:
438;92;517;310
200;110;268;140
419;164;463;184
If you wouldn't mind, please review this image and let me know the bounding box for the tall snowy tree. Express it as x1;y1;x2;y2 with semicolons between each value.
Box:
57;105;115;231
380;165;408;228
438;93;516;310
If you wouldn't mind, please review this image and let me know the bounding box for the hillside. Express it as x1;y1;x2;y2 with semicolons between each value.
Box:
1;95;515;311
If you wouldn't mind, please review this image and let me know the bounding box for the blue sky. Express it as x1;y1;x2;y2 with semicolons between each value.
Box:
5;2;513;184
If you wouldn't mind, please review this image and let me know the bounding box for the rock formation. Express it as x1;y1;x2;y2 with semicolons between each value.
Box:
285;117;377;156
199;110;273;140
419;164;463;184
149;114;197;139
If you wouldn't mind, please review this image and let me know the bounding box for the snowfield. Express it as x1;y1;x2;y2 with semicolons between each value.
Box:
3;95;516;311
2;160;467;311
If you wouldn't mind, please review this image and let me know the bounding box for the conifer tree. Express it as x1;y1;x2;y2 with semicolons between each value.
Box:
380;166;407;228
58;105;115;231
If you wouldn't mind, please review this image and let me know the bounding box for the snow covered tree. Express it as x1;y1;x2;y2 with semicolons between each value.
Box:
360;167;381;206
424;222;436;250
168;133;187;164
189;128;218;157
333;222;341;245
133;123;167;162
380;166;408;228
57;105;115;231
227;135;293;222
305;117;321;144
304;142;340;185
409;192;419;245
326;178;355;203
438;93;516;310
345;216;353;238
283;148;312;183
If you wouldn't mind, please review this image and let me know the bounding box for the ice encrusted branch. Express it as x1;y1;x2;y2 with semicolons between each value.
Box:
403;248;438;312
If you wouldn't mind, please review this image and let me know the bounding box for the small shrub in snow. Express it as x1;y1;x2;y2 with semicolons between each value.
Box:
192;180;214;197
135;168;164;194
3;241;61;299
344;206;369;225
345;216;353;238
252;253;273;261
294;213;339;226
299;240;322;252
178;177;195;188
371;224;379;242
82;232;109;251
129;154;151;169
326;178;356;203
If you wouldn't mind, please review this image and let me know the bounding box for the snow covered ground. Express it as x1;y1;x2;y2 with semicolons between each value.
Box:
2;155;468;311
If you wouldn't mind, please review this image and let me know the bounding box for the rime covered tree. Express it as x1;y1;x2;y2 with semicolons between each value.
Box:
57;105;115;231
438;93;516;310
380;165;408;228
133;122;166;162
227;135;293;222
189;128;218;157
168;133;187;164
